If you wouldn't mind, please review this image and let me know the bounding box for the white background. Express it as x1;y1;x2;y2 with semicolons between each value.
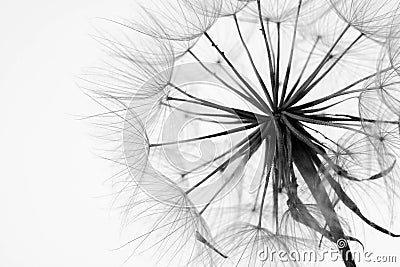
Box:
0;1;399;266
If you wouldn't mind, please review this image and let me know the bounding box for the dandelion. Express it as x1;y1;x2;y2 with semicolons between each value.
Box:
84;0;400;266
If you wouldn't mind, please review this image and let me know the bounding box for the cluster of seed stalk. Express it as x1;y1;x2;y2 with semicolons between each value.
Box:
88;1;400;266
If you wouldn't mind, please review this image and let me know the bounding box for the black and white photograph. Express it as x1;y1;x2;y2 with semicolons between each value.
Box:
2;1;400;266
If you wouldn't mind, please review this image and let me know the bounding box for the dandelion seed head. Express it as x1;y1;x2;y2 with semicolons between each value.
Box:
85;0;400;265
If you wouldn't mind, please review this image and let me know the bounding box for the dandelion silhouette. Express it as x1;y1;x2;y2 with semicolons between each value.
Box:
82;0;400;266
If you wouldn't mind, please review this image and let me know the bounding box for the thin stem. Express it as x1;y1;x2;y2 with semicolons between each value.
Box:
284;37;320;104
217;62;268;113
282;111;369;135
266;20;276;74
284;128;293;189
272;160;279;233
195;117;251;125
166;97;245;120
274;22;281;109
149;121;260;147
233;14;274;108
280;0;302;107
185;126;263;194
182;127;261;177
197;121;271;212
168;84;269;121
256;0;276;90
196;232;228;258
323;114;399;124
203;32;272;115
200;134;264;214
302;123;342;147
283;24;351;108
188;49;266;112
291;66;393;110
252;182;263;211
185;158;230;195
293;97;358;114
162;102;248;120
289;33;364;107
258;167;272;227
